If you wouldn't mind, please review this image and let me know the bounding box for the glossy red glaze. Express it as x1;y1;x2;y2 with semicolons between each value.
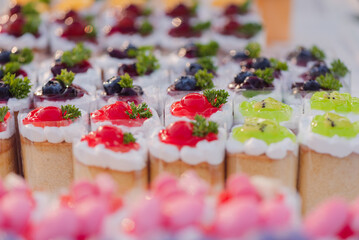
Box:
0;112;10;132
22;106;72;127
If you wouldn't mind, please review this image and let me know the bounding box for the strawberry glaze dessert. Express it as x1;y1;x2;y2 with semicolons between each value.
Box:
40;43;101;90
165;90;233;130
91;101;160;136
149;116;226;190
73;125;148;194
19;105;88;191
35;69;96;112
0;3;48;51
0;107;16;177
49;10;99;53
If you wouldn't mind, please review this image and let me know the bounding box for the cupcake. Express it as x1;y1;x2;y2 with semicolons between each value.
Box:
149;115;226;190
34;69;96;112
40;43;101;90
165;89;232;130
226;118;298;189
298;113;359;213
19;105;87;191
73;125;148;194
0;107;16;177
235;97;300;131
90;101;161;136
49;10;99;53
0;3;48;51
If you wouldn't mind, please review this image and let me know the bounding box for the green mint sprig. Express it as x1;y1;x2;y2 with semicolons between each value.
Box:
61;43;91;67
330;59;349;78
3;62;20;74
254;68;274;84
123;132;136;144
10;48;34;64
203;89;229;108
239;0;251;14
197;57;217;72
194;69;214;90
245;42;261;58
310;45;326;61
3;73;31;99
126;102;153;119
139;20;153;36
192;21;211;33
315;73;342;91
61;105;82;120
191;115;218;137
270;58;288;71
136;51;160;76
0;106;9;123
127;45;153;58
118;73;133;88
55;69;75;87
195;41;219;57
238;23;262;37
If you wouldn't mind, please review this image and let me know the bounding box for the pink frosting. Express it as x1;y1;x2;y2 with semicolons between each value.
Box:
350;198;359;233
304;198;350;238
259;199;291;230
226;175;261;202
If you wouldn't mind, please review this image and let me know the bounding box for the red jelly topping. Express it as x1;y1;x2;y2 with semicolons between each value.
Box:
22;106;72;127
0;111;10;132
168;20;201;38
159;121;217;148
166;4;192;18
171;93;221;119
82;125;139;153
91;101;148;127
107;16;138;36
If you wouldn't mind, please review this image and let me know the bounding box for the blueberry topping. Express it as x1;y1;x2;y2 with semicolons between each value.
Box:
120;85;143;96
252;57;271;70
118;63;138;77
0;69;4;80
103;76;123;95
309;62;330;79
0;49;11;64
0;83;11;101
239;76;272;90
287;47;314;66
42;80;65;95
231;50;250;61
185;63;203;76
107;48;128;59
174;75;197;91
303;80;321;91
234;71;254;84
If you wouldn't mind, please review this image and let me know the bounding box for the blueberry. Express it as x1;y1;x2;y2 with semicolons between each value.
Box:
42;80;65;95
0;49;11;64
0;69;4;80
296;48;313;64
0;83;11;100
252;57;271;70
120;85;143;96
174;75;197;91
234;71;254;84
303;80;321;91
239;76;267;90
185;63;203;75
103;76;123;95
309;62;330;79
231;50;250;61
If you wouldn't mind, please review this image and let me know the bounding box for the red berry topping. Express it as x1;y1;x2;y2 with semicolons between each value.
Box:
56;10;80;24
124;4;141;18
222;19;240;35
159;121;217;148
61;20;87;38
168;20;200;38
9;5;22;16
22;106;71;127
5;15;26;37
0;111;11;132
107;16;137;36
224;4;239;16
171;93;221;119
82;125;139;153
166;4;191;18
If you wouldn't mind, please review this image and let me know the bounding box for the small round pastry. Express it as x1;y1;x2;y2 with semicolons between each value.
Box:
91;101;161;136
0;107;16;177
34;69;96;112
165;89;233;130
19;105;88;191
149;115;226;190
73;125;148;194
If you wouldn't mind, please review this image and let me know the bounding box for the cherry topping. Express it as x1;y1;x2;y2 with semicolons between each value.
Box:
61;20;87;38
81;125;139;153
168;20;200;38
108;16;137;35
22;106;72;127
5;15;26;37
166;4;192;18
159;121;217;148
221;19;240;35
171;93;220;119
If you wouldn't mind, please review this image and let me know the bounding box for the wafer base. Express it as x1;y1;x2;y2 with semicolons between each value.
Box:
149;154;225;191
0;136;16;178
21;136;73;192
226;151;298;190
74;160;148;195
299;145;359;214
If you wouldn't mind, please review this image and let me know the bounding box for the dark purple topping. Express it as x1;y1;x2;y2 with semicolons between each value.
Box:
238;76;273;90
309;62;330;79
9;5;21;16
168;20;201;38
120;86;143;96
287;47;314;67
185;62;203;76
303;80;321;91
173;75;197;91
0;50;11;64
107;43;137;59
35;80;86;101
103;76;143;96
0;83;11;101
117;63;153;77
50;60;92;76
107;16;137;36
166;4;192;18
178;43;198;58
234;71;254;84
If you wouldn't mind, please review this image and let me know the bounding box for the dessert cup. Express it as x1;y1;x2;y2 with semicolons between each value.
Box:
73;125;148;194
0;110;16;177
19;106;88;191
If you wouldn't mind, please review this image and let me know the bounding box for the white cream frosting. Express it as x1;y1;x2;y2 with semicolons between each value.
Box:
0;22;48;50
164;101;233;130
0;97;31;112
73;137;147;172
90;107;161;137
226;127;298;160
18;111;88;143
148;128;226;165
298;116;359;158
0;114;15;140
